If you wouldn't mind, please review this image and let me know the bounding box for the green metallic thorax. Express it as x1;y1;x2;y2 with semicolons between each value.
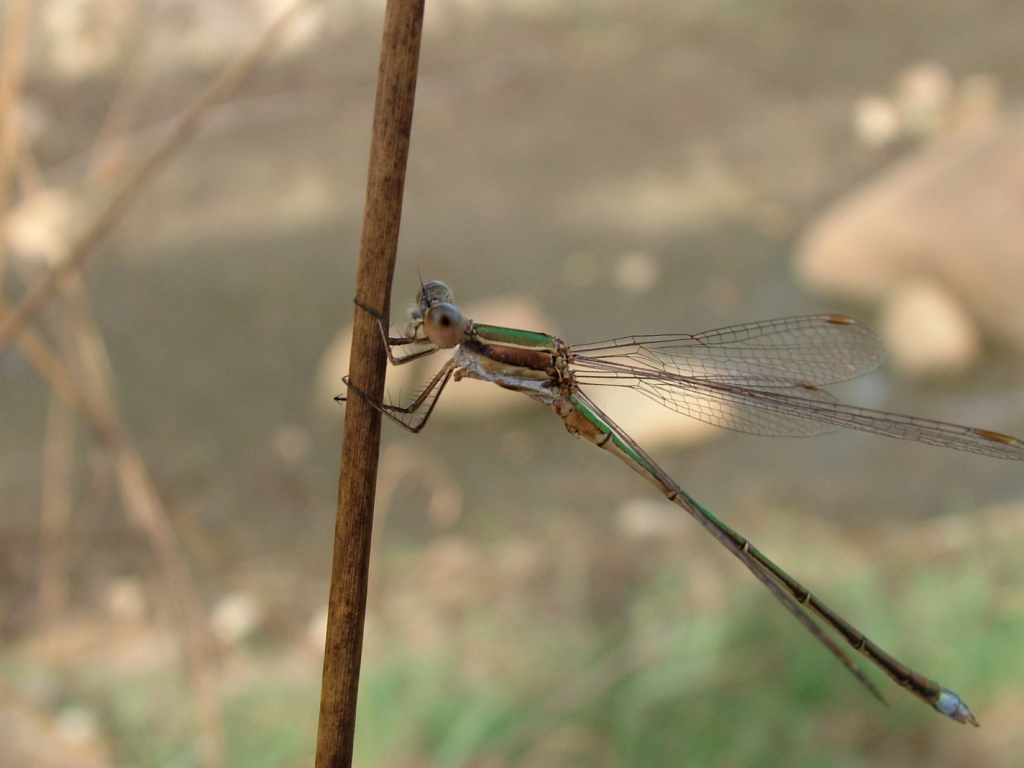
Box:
471;323;559;351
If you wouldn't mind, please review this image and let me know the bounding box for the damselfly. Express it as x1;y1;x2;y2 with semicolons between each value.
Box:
342;280;1024;725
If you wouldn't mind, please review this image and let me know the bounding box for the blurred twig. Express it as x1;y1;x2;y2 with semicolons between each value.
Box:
0;297;88;412
0;0;34;295
0;1;318;765
315;0;425;765
65;271;229;765
6;244;230;764
0;0;316;354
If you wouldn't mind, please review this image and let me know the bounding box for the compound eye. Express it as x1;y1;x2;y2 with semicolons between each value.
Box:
423;302;466;348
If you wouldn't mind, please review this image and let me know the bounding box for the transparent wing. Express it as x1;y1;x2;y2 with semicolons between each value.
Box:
573;315;884;388
573;315;1024;459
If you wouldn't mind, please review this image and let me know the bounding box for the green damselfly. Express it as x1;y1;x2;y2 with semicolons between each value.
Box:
342;280;1024;725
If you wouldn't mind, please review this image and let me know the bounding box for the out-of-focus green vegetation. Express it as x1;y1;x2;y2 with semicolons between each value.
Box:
5;502;1023;767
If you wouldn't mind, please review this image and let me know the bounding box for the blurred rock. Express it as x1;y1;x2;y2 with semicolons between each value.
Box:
41;0;139;78
853;95;901;148
102;577;148;623
0;688;112;768
209;591;263;646
795;107;1024;355
613;250;659;295
5;188;81;265
852;63;1002;149
877;278;982;378
895;61;955;139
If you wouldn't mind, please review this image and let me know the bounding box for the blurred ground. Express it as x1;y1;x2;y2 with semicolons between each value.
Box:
3;1;1024;766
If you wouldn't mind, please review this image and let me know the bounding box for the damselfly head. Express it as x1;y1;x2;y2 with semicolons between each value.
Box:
423;302;468;348
406;281;455;341
416;281;454;312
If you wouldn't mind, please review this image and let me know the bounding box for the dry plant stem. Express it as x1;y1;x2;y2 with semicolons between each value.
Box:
12;266;228;767
0;283;227;763
85;1;165;181
0;0;35;294
316;0;425;765
0;2;313;762
1;289;219;704
61;273;227;767
0;0;314;355
0;299;88;414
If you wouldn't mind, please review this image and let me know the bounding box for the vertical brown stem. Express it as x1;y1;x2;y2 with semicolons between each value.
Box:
315;0;425;766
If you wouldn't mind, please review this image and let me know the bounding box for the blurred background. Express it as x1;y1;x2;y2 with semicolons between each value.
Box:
3;0;1024;766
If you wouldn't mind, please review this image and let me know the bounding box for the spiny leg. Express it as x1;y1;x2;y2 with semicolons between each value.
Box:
354;297;440;366
341;359;456;433
336;297;446;414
